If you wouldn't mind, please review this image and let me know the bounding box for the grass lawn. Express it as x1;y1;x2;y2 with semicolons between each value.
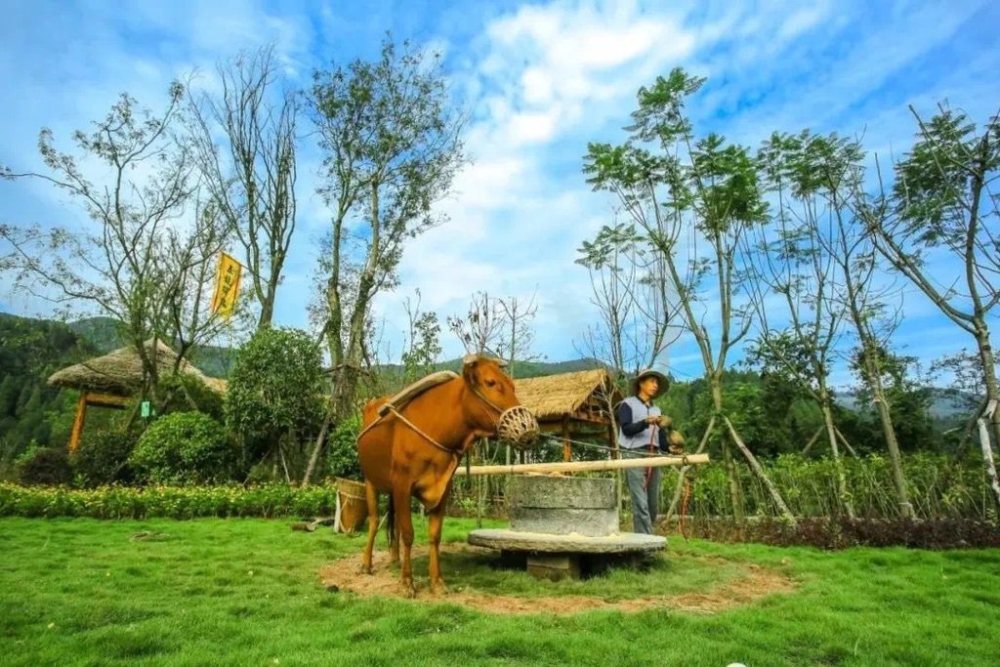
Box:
1;516;998;666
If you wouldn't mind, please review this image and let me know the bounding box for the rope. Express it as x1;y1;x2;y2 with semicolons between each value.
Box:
643;426;657;490
385;406;459;459
536;432;664;458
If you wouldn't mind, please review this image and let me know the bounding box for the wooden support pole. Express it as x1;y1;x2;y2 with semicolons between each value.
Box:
561;418;571;462
68;391;88;454
801;426;824;455
453;454;709;477
834;427;859;457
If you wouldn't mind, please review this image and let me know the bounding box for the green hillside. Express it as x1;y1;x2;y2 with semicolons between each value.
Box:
0;313;98;467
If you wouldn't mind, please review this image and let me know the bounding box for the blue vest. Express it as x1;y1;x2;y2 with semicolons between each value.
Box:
618;395;662;450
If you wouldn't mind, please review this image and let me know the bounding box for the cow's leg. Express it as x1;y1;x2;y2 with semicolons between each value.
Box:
389;496;400;564
392;483;417;597
360;479;378;575
428;501;448;594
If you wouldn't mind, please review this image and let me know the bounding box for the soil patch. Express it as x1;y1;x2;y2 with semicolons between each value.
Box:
319;544;796;615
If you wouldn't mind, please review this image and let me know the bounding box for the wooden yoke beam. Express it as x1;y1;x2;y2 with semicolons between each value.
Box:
453;454;710;477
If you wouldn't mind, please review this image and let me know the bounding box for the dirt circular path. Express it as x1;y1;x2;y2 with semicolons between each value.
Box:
319;544;796;615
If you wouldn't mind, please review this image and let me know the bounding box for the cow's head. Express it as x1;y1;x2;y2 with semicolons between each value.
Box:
462;354;539;447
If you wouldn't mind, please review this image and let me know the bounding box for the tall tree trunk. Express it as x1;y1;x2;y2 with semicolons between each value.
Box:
870;383;915;518
976;403;1000;514
258;293;275;331
819;397;855;519
974;321;1000;457
711;377;744;521
973;321;1000;513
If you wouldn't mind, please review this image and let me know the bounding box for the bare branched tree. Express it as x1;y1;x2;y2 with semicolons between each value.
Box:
447;291;506;357
0;82;219;400
189;45;299;331
498;291;540;379
576;220;676;377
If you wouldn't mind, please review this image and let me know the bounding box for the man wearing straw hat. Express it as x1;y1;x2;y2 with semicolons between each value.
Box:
617;368;684;534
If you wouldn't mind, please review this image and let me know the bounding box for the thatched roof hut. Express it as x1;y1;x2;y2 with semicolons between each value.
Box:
48;340;227;453
513;368;623;425
512;369;625;462
48;339;227;396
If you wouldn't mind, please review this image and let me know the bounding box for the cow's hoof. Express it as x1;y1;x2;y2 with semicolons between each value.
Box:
359;564;374;575
429;579;448;596
402;580;417;598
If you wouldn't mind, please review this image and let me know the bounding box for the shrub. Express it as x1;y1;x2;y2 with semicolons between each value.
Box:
15;447;73;486
129;412;236;485
72;429;136;487
157;372;224;420
327;414;361;480
0;482;337;519
680;516;1000;550
225;327;325;445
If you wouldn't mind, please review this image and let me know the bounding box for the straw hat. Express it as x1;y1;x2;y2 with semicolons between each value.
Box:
630;368;670;399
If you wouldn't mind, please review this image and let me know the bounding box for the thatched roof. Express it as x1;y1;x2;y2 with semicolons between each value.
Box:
513;368;623;423
48;339;227;396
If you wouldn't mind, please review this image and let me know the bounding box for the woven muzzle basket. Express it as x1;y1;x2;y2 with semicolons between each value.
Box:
496;406;540;451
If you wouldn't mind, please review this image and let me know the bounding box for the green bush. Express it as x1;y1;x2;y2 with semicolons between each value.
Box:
0;482;337;519
15;447;73;486
225;328;325;477
157;372;224;420
665;453;991;521
72;429;136;487
327;414;361;480
129;412;236;485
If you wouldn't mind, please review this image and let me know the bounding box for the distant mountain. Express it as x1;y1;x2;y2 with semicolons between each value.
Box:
835;388;978;421
68;317;125;353
375;356;609;383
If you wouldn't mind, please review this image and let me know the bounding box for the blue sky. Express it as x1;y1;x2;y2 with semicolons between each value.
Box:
1;0;997;386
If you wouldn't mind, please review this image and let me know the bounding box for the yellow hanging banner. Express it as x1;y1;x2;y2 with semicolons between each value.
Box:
211;252;243;319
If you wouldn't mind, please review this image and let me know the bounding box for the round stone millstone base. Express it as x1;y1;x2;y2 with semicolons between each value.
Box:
468;529;666;581
467;528;666;554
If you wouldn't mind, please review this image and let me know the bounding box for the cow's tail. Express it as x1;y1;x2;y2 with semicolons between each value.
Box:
386;494;395;546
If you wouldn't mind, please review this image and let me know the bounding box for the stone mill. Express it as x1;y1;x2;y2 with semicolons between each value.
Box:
468;474;666;580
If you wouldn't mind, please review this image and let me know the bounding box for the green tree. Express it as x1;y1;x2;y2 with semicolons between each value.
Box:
859;104;1000;510
582;68;795;524
130;412;234;485
224;327;325;484
309;35;466;420
745;131;869;518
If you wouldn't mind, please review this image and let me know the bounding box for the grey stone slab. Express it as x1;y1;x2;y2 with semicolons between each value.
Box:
468;528;666;554
508;475;616;509
509;507;618;537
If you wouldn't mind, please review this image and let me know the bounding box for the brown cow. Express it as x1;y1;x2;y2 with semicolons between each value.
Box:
357;355;538;596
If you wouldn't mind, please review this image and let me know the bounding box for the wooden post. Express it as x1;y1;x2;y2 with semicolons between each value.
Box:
562;418;571;462
68;391;89;454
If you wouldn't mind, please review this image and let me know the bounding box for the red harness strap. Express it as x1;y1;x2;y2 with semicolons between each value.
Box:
643;425;657;490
